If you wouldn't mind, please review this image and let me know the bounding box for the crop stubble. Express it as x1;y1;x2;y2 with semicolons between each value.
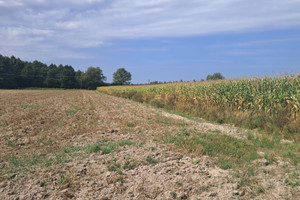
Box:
0;90;299;199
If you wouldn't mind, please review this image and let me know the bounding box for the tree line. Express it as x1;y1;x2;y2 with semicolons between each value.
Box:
0;54;132;89
136;73;225;85
0;54;225;89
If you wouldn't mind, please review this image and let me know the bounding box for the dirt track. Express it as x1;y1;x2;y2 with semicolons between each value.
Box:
0;90;299;199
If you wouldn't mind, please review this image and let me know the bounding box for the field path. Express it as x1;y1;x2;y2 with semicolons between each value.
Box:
0;90;298;199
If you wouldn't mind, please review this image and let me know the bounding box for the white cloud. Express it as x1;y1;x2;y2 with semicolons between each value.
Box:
208;37;300;48
0;0;300;59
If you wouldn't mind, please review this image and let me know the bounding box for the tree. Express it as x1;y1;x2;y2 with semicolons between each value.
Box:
75;70;84;89
21;60;48;88
58;65;76;89
84;67;106;90
206;72;225;81
0;54;109;89
113;68;132;85
9;56;25;88
0;55;15;88
45;64;60;88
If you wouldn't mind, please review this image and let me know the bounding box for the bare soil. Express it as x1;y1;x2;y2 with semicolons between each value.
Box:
0;90;299;199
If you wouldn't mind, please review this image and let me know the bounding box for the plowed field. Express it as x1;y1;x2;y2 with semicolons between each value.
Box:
0;90;299;199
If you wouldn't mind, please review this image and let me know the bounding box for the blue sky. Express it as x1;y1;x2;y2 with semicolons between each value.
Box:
0;0;300;83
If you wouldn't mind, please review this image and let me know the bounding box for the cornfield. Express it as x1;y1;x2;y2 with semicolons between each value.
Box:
98;75;300;141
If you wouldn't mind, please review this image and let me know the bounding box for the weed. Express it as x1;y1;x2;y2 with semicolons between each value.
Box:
284;150;299;165
66;108;81;114
256;186;265;194
59;175;71;185
177;130;190;137
247;167;255;176
116;169;123;175
54;153;71;164
239;177;251;187
150;147;157;151
136;143;144;148
191;159;199;165
126;122;136;127
285;171;299;187
196;186;209;194
170;191;177;199
264;153;275;165
5;137;15;147
146;156;158;165
123;159;137;170
158;116;170;125
212;129;221;134
118;140;135;146
22;105;38;109
102;147;112;154
219;158;233;170
108;163;120;171
108;154;122;172
86;143;101;153
102;140;135;154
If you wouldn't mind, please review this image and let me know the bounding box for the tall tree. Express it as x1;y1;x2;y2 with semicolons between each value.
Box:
84;67;106;90
59;65;76;89
0;55;15;88
113;68;132;85
9;56;25;87
21;60;48;87
75;70;84;89
45;64;60;88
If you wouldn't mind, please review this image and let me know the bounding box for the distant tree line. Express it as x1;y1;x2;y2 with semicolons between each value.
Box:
206;72;225;81
134;72;225;86
0;54;225;89
0;54;107;89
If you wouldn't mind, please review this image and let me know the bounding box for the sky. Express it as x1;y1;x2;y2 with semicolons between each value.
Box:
0;0;300;83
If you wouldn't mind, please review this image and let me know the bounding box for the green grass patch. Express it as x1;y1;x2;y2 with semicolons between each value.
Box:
126;122;136;127
107;154;121;172
162;130;299;170
191;159;200;165
86;143;101;153
123;159;137;170
146;156;158;165
66;108;82;114
22;105;38;109
101;140;135;154
1;140;135;178
170;191;177;199
285;171;299;187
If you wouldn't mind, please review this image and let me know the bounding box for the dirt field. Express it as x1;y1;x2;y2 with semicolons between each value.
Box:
0;90;299;199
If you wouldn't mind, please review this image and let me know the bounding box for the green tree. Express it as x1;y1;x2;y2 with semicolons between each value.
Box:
9;56;25;88
113;68;132;85
21;60;48;87
58;65;76;89
45;64;60;88
75;70;84;89
206;72;225;81
0;55;14;88
84;67;106;90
